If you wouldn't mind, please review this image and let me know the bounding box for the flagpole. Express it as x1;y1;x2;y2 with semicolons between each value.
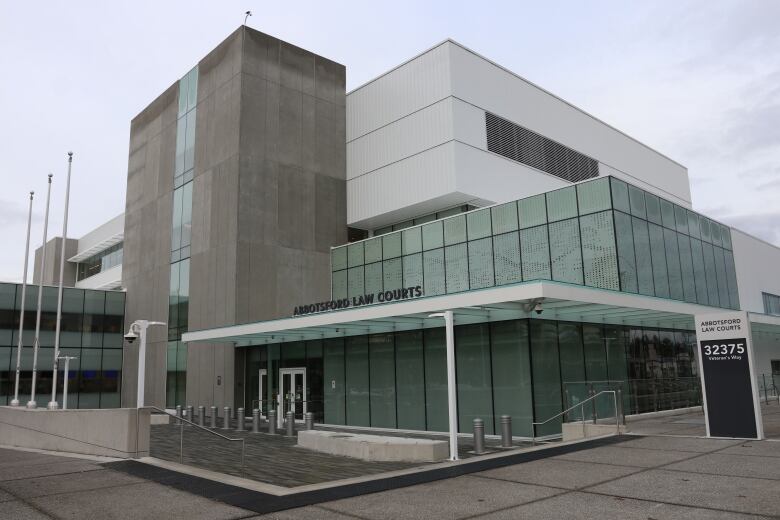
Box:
48;152;73;410
10;191;35;407
27;174;53;409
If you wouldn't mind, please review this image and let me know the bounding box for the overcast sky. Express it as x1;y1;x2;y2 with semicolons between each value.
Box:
1;0;778;282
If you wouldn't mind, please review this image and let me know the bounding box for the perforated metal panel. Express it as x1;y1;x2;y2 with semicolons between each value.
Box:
485;112;598;182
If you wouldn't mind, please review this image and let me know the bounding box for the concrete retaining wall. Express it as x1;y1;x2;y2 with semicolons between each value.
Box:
298;430;448;462
562;421;626;441
0;406;150;458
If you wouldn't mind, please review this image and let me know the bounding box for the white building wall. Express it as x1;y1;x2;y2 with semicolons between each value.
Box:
346;40;692;229
732;229;780;313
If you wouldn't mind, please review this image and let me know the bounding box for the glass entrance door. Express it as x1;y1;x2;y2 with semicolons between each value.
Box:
280;368;306;421
258;369;267;417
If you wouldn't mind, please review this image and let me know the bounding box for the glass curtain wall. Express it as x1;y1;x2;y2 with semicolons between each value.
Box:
76;242;123;281
244;318;699;437
167;66;197;407
0;283;124;408
333;177;739;310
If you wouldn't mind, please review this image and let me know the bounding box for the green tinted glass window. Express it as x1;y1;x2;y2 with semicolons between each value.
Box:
645;193;662;225
323;339;345;424
402;227;422;255
347;242;364;268
702;242;719;306
699;217;711;243
660;199;676;229
721;225;733;250
423;249;445;296
632;217;654;296
491;202;518;234
443;215;467;245
467;237;495;289
546;187;578;222
467;209;492;240
549;218;583;284
382;233;402;259
518;194;547;229
455;324;494;434
628;185;646;218
332;269;347;299
577;177;612;215
614;211;638;293
677;234;697;303
710;221;722;247
674;205;689;234
445;244;469;293
490;320;533;436
580;211;619;290
530;320;562;436
402;253;423;289
610;178;630;213
493;232;522;286
520;225;551;281
364;262;383;295
663;228;683;301
345;337;369;426
395;331;425;430
648;223;669;298
369;334;396;428
364;238;382;264
347;266;364;298
423;328;447;431
724;250;740;309
713;247;729;308
687;210;701;238
332;247;347;271
382;258;402;291
690;238;708;304
422;221;443;251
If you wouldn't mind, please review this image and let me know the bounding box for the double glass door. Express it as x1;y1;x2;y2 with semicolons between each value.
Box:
280;368;306;421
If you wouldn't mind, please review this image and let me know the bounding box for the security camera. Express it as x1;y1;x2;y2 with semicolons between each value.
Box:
534;302;543;315
124;330;138;344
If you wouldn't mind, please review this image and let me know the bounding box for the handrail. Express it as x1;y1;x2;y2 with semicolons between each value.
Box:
532;390;620;445
146;406;245;471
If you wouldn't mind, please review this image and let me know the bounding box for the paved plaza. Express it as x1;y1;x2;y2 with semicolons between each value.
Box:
1;432;779;519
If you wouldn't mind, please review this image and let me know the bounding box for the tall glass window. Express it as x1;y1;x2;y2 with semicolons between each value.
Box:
549;219;583;284
455;324;494;434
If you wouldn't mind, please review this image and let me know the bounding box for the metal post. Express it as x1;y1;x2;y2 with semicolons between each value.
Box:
614;391;620;435
252;409;260;433
763;374;768;405
136;324;147;408
236;407;245;431
268;410;277;434
305;412;314;431
28;174;53;409
473;418;485;455
179;413;184;464
590;385;596;424
176;405;182;424
500;415;512;448
198;406;205;427
429;311;459;461
61;357;69;409
285;411;294;436
48;152;74;410
581;403;586;438
11;191;34;407
209;406;217;428
222;406;231;429
617;387;625;425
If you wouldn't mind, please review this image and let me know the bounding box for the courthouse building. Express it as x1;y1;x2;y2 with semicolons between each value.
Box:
22;26;780;436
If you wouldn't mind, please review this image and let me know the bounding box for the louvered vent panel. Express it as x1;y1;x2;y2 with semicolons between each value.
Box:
486;112;598;183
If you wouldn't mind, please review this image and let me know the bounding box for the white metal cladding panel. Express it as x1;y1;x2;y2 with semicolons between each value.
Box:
452;141;569;206
347;98;454;180
452;98;487;149
447;43;692;205
347;43;452;141
347;142;458;226
731;229;780;313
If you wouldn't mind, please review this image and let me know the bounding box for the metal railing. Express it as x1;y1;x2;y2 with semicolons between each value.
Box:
532;390;620;445
758;373;780;404
147;406;245;472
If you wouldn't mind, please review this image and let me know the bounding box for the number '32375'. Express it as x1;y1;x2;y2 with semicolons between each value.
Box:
703;343;745;356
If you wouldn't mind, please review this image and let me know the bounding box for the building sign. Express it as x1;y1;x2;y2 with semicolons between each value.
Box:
293;286;423;316
695;311;763;439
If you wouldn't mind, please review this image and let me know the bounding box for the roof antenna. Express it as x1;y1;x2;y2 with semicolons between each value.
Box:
244;11;252;25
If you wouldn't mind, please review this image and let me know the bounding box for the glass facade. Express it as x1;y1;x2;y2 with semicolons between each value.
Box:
373;205;477;237
332;177;739;310
242;319;700;437
763;292;780;316
76;242;123;281
0;283;124;408
167;66;198;407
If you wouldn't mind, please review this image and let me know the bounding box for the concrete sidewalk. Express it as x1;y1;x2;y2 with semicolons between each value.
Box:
1;435;779;519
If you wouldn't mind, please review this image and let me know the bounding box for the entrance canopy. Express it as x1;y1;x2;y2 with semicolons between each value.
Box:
182;280;780;346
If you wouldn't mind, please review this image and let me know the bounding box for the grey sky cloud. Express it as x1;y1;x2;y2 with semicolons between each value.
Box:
0;0;778;283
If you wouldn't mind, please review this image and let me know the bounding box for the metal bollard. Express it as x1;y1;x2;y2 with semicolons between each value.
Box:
268;410;277;434
236;408;245;431
500;415;512;448
285;411;295;436
252;409;260;433
304;412;314;431
186;405;194;424
209;406;217;428
473;418;485;455
175;405;182;424
222;406;231;429
198;406;205;427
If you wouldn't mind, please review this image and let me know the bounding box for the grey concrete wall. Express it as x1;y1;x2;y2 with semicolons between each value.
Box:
32;237;78;286
121;79;178;408
122;26;346;410
0;406;150;458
